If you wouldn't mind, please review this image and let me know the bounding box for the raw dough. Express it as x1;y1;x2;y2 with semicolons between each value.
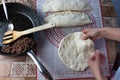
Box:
44;11;92;27
58;32;95;71
43;0;92;13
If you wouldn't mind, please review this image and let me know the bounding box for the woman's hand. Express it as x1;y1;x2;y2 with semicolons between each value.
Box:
88;50;105;71
82;28;103;40
88;50;107;80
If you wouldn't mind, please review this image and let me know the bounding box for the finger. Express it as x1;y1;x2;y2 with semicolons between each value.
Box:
87;54;96;65
95;50;104;59
82;29;89;33
95;50;101;61
95;50;105;63
99;54;105;60
99;53;106;63
90;55;96;61
88;53;96;61
81;34;89;40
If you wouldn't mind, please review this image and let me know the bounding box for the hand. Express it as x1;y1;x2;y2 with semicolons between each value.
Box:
88;50;106;80
82;28;103;40
88;50;105;71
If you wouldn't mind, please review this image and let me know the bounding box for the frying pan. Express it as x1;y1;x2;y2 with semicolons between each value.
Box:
0;2;53;80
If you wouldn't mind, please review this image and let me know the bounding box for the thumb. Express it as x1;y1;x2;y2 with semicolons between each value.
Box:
82;34;89;40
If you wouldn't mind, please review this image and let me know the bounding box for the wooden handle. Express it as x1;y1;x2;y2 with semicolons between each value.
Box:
22;23;55;35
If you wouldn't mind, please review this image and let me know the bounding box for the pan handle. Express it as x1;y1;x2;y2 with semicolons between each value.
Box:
27;50;53;80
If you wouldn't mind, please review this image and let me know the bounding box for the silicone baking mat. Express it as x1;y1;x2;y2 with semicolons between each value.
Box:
36;0;110;79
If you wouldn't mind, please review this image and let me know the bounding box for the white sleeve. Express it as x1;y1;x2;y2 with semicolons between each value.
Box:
111;67;120;80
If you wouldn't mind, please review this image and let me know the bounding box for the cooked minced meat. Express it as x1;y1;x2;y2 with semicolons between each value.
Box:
2;36;33;54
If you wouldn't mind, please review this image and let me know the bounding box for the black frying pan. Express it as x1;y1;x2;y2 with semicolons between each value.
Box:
0;2;53;80
0;2;39;56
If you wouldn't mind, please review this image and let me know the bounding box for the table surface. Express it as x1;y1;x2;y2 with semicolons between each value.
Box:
0;0;118;80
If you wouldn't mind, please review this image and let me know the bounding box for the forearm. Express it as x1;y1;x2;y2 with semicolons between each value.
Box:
92;67;107;80
100;28;120;41
93;71;107;80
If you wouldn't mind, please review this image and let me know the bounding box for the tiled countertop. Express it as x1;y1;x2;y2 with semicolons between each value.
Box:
0;0;118;80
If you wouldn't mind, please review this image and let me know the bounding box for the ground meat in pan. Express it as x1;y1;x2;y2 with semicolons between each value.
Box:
2;36;33;54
